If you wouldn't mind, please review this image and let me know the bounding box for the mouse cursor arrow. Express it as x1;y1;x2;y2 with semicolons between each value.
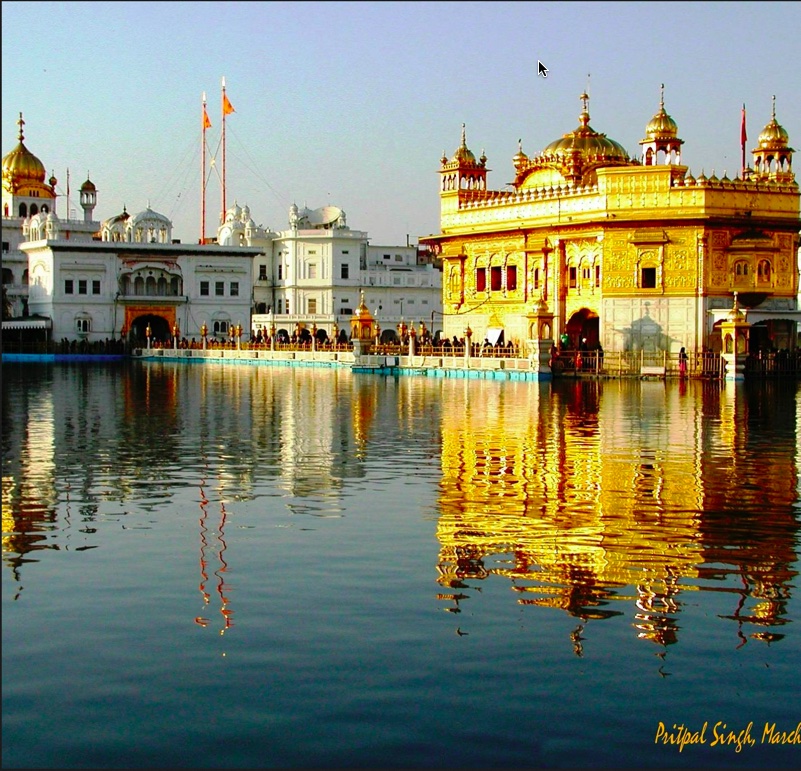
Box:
537;61;549;78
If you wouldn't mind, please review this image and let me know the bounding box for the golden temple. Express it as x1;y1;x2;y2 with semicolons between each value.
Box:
421;90;800;356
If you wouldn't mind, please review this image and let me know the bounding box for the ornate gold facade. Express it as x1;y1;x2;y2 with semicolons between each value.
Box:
422;92;800;354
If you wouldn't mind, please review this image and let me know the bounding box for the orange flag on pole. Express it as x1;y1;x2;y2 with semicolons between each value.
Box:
223;93;235;115
203;106;212;129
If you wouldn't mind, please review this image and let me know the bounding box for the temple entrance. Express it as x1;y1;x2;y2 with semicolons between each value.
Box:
129;314;171;345
564;308;600;350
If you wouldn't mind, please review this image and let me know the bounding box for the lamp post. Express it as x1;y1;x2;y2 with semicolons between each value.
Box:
311;323;318;352
464;325;473;361
172;322;180;351
332;322;339;349
270;322;276;351
235;323;242;350
146;323;152;350
200;322;208;350
409;324;416;357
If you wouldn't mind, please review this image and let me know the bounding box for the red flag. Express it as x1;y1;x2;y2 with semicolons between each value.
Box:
203;106;212;129
740;104;747;146
222;93;235;115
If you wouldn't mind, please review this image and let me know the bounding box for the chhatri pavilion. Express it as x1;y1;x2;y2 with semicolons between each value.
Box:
421;89;800;356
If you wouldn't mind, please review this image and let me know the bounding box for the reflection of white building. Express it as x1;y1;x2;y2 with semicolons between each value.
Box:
218;202;443;340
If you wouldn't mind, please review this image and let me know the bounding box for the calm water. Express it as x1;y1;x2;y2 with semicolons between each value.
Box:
2;361;800;769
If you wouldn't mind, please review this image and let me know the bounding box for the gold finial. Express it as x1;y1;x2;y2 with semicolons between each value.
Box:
772;94;776;119
660;83;665;109
461;122;467;148
17;112;25;142
518;138;523;152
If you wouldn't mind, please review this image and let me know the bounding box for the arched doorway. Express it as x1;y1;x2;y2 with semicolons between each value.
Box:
564;308;599;350
130;314;171;345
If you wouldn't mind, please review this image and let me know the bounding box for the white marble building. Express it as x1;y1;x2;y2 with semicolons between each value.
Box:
218;202;443;341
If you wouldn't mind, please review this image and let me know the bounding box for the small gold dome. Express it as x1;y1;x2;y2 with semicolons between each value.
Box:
450;123;477;164
513;138;528;170
2;113;46;188
644;84;679;138
645;110;678;137
757;96;790;148
80;177;96;192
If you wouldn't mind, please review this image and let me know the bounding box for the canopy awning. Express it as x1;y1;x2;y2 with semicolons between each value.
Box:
486;327;504;345
708;308;801;325
2;318;52;331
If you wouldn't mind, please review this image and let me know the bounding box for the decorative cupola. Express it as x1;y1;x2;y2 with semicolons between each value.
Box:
752;95;794;182
439;123;488;195
1;113;56;218
639;84;683;166
512;139;529;173
79;173;97;222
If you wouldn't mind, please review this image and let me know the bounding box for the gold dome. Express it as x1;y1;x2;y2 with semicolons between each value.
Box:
541;93;630;162
513;138;528;170
757;97;790;148
644;84;679;138
2;113;46;189
450;123;477;164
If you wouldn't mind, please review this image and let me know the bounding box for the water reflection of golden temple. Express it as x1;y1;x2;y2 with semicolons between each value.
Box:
435;377;798;649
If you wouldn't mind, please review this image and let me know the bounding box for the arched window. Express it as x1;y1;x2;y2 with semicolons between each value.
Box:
757;259;771;281
30;204;38;216
134;276;145;295
145;276;157;295
19;203;27;217
734;261;749;276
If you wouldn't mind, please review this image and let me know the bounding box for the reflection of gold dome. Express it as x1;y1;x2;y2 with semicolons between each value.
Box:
541;92;630;162
644;85;679;138
2;113;46;189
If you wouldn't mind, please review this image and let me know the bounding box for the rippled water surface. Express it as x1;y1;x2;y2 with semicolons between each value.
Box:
3;361;800;768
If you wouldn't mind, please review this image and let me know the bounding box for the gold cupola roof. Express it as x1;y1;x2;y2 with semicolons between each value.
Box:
541;92;630;162
643;84;679;139
513;138;528;171
2;113;46;189
450;123;478;164
757;95;790;148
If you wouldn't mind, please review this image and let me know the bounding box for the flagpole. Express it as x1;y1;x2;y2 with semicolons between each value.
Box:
221;76;227;222
740;103;747;178
201;92;207;244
